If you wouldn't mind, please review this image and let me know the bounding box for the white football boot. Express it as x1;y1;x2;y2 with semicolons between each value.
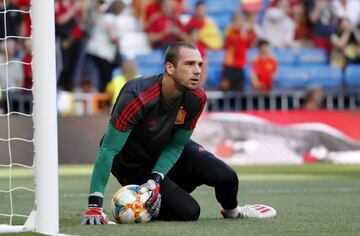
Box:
221;204;277;219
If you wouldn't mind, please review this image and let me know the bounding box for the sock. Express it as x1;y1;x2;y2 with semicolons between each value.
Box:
222;206;241;218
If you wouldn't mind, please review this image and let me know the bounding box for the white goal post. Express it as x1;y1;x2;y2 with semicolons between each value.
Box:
0;0;59;234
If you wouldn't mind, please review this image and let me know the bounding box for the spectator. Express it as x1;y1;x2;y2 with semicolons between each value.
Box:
262;0;295;48
221;13;255;91
291;1;312;47
330;17;359;68
243;11;262;47
21;39;32;89
332;0;360;27
309;0;337;55
132;0;156;23
0;39;24;89
86;0;124;92
146;0;186;51
303;86;325;110
251;39;277;93
16;0;31;37
106;59;138;107
133;0;184;24
55;0;87;92
354;19;360;60
0;39;24;113
145;0;162;21
185;0;223;50
0;0;22;38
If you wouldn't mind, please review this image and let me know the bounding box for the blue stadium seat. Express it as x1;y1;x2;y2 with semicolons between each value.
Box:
187;0;238;15
135;50;163;77
186;0;198;11
206;0;239;15
308;65;343;89
134;50;163;66
296;48;327;65
207;49;225;65
206;63;223;88
272;49;296;65
345;65;360;88
246;48;259;65
247;48;295;65
112;67;122;78
209;13;232;32
138;65;163;77
244;66;253;90
274;66;310;90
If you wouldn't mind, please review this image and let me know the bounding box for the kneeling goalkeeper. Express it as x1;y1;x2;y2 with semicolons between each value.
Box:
82;42;276;224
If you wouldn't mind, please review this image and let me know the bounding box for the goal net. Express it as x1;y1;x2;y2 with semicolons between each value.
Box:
0;0;59;234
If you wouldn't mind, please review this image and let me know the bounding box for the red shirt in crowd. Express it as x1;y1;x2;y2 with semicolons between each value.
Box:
196;41;207;59
55;0;83;40
22;53;32;89
224;28;256;68
145;0;184;21
16;0;31;37
185;16;205;32
146;13;184;48
252;55;277;92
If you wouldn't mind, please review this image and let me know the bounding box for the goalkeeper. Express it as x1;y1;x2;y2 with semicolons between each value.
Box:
82;42;276;225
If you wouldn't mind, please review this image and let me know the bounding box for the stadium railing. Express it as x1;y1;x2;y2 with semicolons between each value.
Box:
205;90;360;111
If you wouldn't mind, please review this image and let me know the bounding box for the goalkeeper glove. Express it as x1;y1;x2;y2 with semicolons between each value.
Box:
139;172;162;218
81;193;114;225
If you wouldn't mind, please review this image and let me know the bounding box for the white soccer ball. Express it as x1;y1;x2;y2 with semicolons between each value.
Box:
111;185;152;224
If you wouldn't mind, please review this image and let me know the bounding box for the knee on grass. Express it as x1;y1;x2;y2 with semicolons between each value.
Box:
178;202;200;221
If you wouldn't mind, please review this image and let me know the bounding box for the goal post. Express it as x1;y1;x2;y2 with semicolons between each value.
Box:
0;0;59;234
32;0;59;234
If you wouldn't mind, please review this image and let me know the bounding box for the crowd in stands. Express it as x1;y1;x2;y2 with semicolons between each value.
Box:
1;0;360;114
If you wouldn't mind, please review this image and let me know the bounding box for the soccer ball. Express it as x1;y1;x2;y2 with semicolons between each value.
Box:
111;185;152;224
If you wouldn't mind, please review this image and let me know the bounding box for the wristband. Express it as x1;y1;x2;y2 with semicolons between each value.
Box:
88;193;103;208
150;172;163;184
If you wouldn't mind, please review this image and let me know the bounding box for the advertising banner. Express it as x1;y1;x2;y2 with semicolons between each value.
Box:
192;111;360;165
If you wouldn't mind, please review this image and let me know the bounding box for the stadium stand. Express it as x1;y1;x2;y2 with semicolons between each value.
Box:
207;49;225;65
134;50;164;76
247;48;296;65
209;13;233;33
345;65;360;89
206;63;223;88
246;48;258;65
274;66;310;91
3;0;360;115
187;0;239;15
206;50;225;88
295;48;328;65
206;0;239;15
308;65;343;90
272;49;296;65
134;50;163;66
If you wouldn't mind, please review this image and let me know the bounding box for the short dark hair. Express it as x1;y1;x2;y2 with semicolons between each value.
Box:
257;39;269;48
196;0;206;8
164;42;198;65
107;0;125;15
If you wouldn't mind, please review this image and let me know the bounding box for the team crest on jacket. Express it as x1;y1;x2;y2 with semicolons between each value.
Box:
175;107;186;124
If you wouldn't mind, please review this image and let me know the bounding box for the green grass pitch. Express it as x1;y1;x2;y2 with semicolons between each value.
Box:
1;163;360;236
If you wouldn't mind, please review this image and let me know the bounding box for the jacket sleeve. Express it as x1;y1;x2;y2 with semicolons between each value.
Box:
152;128;193;175
89;124;130;194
